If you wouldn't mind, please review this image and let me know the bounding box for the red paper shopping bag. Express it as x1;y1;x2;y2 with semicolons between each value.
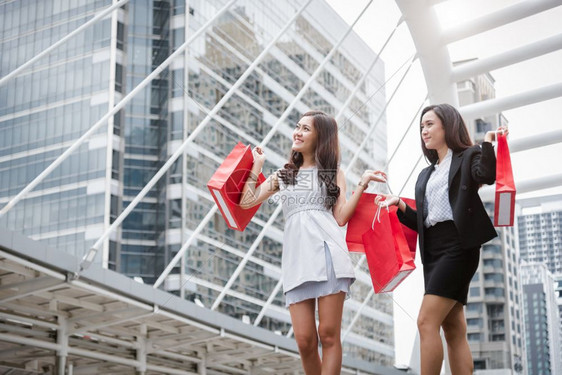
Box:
494;133;516;227
207;142;266;231
346;192;418;258
362;208;416;293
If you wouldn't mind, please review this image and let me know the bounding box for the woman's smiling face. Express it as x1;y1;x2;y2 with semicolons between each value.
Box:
420;110;446;150
292;115;318;154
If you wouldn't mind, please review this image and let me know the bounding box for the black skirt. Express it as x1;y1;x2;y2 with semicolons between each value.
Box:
422;220;480;305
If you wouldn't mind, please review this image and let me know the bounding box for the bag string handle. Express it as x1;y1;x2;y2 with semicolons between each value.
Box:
371;201;390;230
371;178;391;230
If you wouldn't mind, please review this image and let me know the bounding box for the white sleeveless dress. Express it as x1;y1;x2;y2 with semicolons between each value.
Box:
276;167;355;307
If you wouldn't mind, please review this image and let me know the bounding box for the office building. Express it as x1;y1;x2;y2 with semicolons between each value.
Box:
517;195;562;275
520;262;562;375
517;195;562;373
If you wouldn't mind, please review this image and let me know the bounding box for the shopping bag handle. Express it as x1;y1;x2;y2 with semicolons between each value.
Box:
370;178;391;230
372;197;390;230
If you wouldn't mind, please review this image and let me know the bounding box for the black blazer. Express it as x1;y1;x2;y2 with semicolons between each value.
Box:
397;142;498;261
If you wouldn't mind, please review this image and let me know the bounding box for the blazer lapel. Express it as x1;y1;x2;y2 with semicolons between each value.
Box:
416;165;435;207
448;150;464;188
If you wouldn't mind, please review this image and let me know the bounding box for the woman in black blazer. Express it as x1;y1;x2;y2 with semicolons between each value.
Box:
376;104;507;375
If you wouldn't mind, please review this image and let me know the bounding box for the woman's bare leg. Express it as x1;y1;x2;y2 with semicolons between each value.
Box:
317;292;346;375
418;294;457;375
290;299;321;375
442;302;474;375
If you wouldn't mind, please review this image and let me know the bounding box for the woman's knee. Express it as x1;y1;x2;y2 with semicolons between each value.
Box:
294;331;318;355
417;313;440;336
442;316;467;342
317;324;340;348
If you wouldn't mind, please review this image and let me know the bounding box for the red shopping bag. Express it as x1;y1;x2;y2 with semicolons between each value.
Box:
362;207;416;293
346;192;417;259
494;133;516;227
207;142;266;231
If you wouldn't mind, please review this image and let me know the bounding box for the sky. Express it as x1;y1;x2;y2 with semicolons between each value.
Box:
326;0;562;367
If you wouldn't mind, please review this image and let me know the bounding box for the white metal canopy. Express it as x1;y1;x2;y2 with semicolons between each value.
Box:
0;228;403;375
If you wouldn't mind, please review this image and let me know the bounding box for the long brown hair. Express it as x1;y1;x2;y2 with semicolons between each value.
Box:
421;104;473;164
279;110;340;209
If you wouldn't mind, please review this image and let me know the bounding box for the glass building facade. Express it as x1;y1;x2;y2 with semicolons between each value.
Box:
0;0;392;365
0;0;113;257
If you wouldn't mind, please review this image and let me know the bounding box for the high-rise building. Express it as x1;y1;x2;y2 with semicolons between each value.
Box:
0;0;393;365
455;58;509;145
517;195;562;275
466;217;525;373
517;195;562;372
455;61;526;373
556;275;562;356
520;262;562;375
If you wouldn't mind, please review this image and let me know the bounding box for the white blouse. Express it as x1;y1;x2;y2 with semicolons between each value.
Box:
276;167;355;293
423;148;454;228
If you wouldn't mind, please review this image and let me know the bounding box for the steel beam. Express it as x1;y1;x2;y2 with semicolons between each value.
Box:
451;33;562;82
459;82;562;119
480;173;562;201
509;129;562;153
0;0;130;87
442;0;562;44
395;0;457;104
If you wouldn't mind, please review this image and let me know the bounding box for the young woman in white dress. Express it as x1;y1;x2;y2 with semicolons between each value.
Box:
241;110;385;375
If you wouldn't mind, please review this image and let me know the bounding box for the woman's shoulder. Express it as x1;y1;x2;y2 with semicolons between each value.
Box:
468;144;483;152
336;167;345;179
456;144;482;160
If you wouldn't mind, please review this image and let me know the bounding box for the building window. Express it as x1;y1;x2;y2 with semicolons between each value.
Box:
474;360;486;370
467;303;483;313
115;63;123;93
468;333;481;341
475;118;492;133
467;318;483;328
485;287;505;297
117;21;125;50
